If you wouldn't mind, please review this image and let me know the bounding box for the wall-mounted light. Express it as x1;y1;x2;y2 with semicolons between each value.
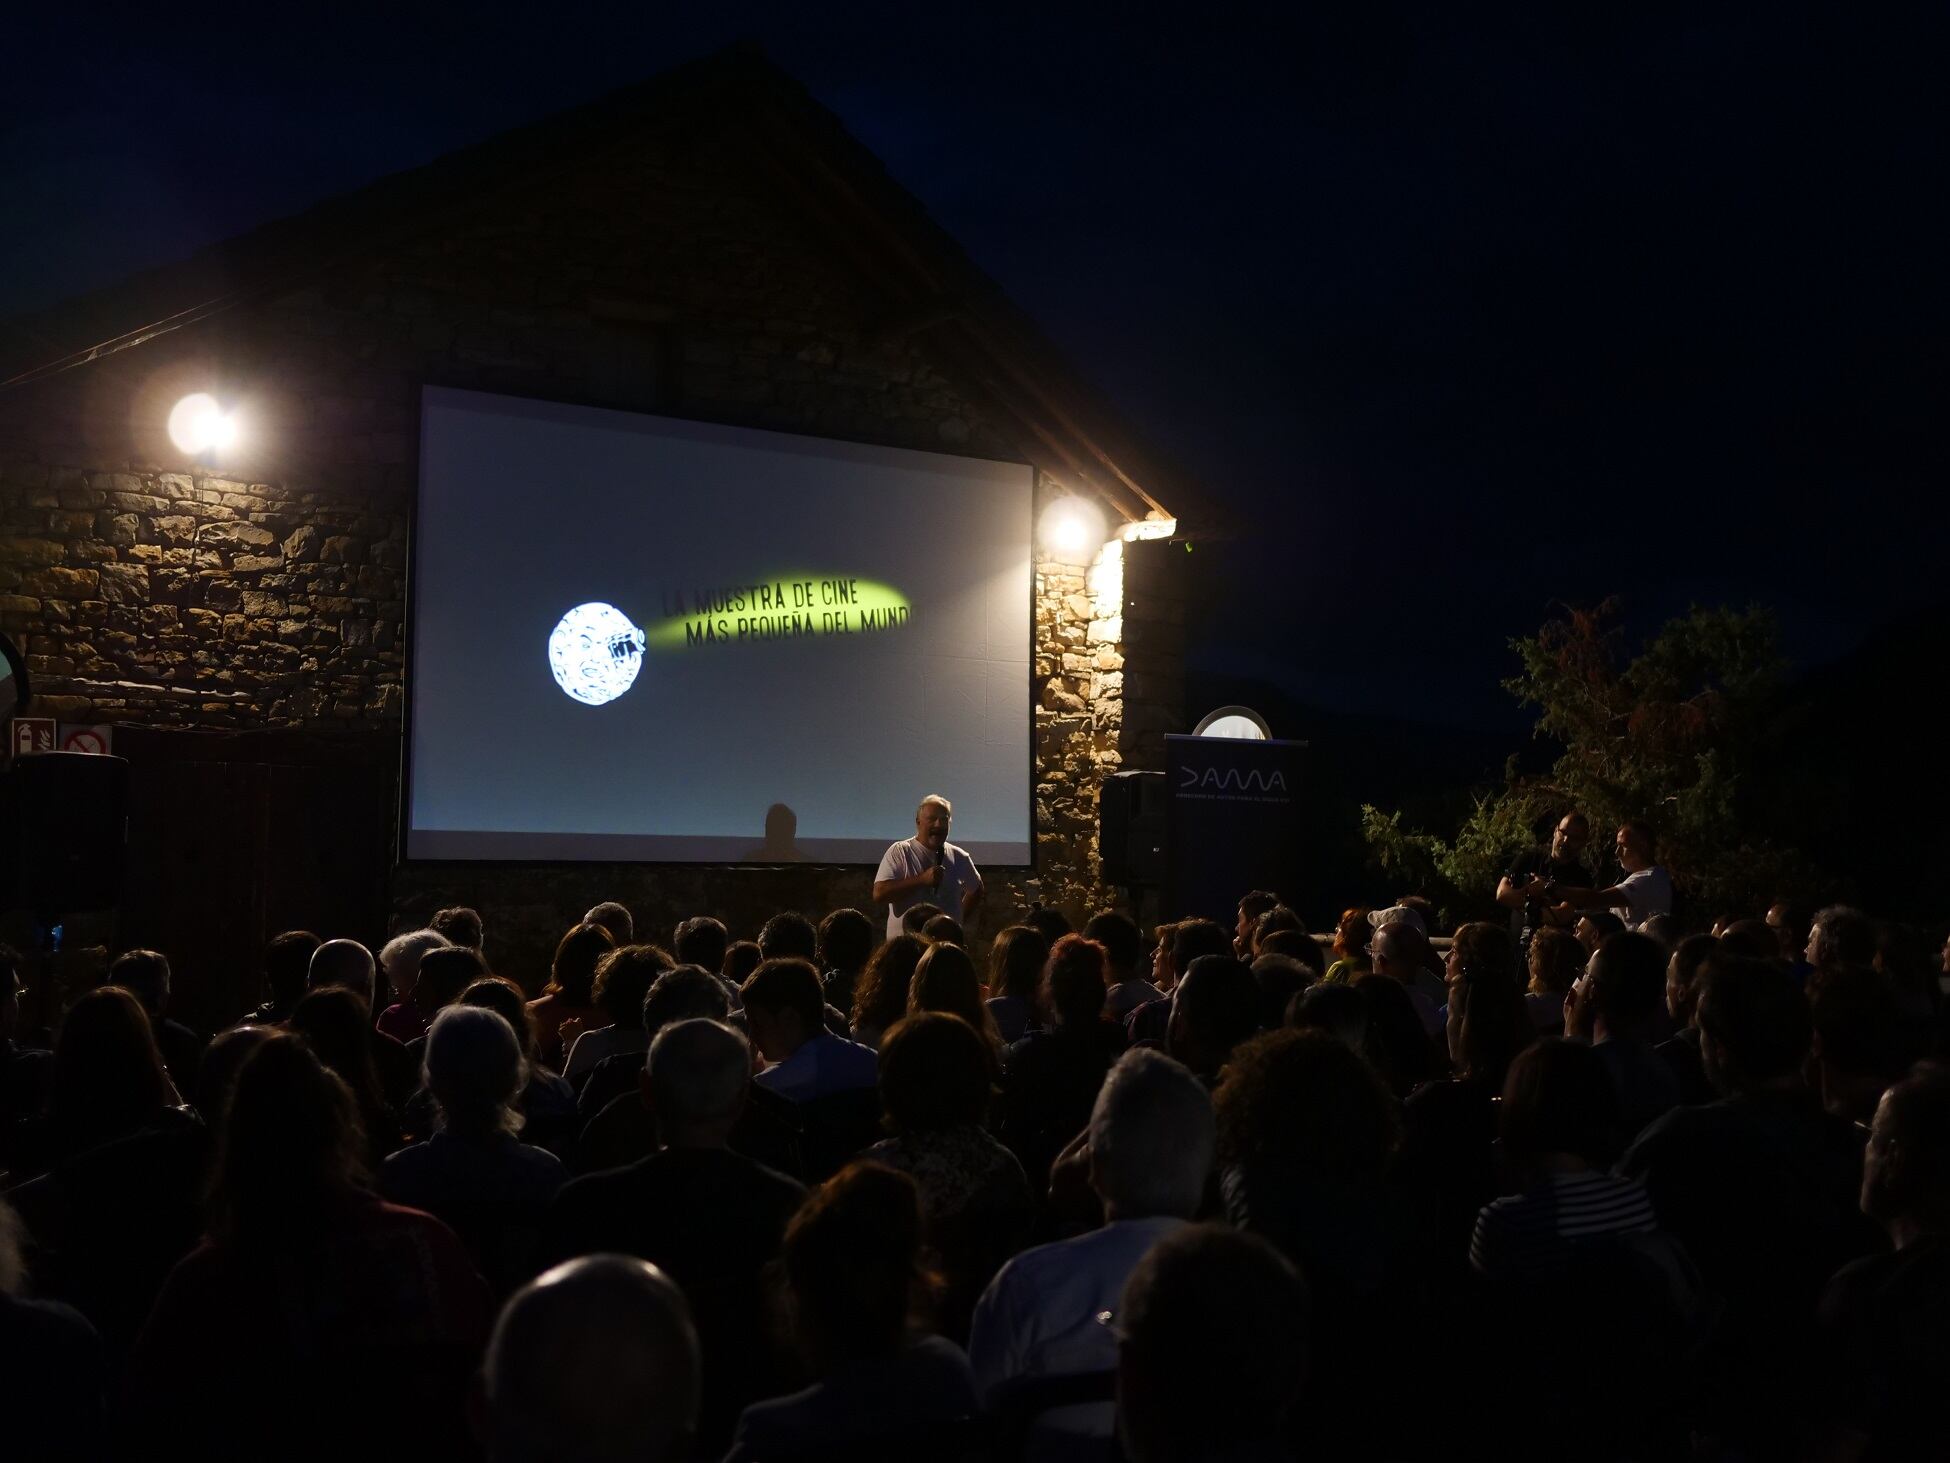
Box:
167;393;239;455
1120;515;1178;542
1038;495;1107;561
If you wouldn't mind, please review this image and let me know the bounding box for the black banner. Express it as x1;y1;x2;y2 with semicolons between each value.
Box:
1164;734;1306;923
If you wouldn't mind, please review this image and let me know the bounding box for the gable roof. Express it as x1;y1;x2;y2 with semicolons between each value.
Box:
0;44;1216;536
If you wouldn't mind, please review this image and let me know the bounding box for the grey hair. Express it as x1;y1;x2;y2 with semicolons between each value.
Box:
379;928;450;994
424;1005;526;1137
1088;1047;1215;1219
307;939;377;1000
918;794;953;818
647;1019;751;1127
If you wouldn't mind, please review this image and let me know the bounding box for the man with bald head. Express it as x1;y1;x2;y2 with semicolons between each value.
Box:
544;1019;805;1452
872;793;985;939
485;1255;700;1463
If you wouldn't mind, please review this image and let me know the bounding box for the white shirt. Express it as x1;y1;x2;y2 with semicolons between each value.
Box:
875;836;982;940
562;1023;648;1084
967;1215;1186;1452
1611;865;1673;929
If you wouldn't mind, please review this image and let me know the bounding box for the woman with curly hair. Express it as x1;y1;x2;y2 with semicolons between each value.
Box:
850;934;925;1050
1525;926;1586;1036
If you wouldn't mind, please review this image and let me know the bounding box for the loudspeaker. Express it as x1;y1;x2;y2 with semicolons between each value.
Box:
4;752;129;916
1100;770;1167;888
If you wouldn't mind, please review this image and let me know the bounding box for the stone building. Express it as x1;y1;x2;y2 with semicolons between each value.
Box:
0;48;1205;1023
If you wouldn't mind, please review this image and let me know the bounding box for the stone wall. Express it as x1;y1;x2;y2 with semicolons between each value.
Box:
0;123;1186;995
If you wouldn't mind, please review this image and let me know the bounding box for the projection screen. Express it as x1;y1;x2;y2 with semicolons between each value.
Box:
405;387;1033;863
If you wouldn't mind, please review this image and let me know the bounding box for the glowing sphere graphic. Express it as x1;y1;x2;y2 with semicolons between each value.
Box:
547;602;646;706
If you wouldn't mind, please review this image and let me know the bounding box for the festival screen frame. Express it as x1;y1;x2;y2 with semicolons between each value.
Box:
403;387;1034;864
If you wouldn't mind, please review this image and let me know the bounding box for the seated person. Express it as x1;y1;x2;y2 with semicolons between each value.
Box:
379;1007;567;1295
484;1255;699;1463
1088;912;1161;1022
1000;936;1128;1191
984;926;1050;1046
745;959;879;1103
868;1014;1033;1341
1114;1224;1307;1463
107;949;206;1098
241;929;319;1026
1817;1063;1950;1462
562;945;673;1086
374;928;451;1044
527;923;614;1070
723;1162;977;1460
970;1048;1213;1458
546;1018;805;1453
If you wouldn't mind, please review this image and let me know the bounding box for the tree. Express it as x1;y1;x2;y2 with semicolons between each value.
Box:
1361;600;1813;924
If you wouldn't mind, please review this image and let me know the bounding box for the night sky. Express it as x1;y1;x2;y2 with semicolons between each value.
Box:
7;6;1946;735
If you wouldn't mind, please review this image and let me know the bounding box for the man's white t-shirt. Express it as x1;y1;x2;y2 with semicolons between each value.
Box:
1611;865;1673;929
876;836;982;940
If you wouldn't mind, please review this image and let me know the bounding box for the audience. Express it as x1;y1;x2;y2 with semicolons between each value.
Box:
288;984;401;1164
562;944;673;1084
1000;935;1127;1190
9;858;1948;1461
971;1048;1213;1457
1126;918;1232;1046
375;927;451;1043
108;948;206;1096
128;1034;490;1459
745;958;879;1101
1658;931;1720;1103
528;922;615;1069
922;912;968;947
907;941;1004;1053
242;928;319;1024
1114;1224;1307;1463
429;904;484;952
546;1018;805;1451
1619;955;1881;1453
1524;924;1583;1035
985;924;1050;1044
1165;954;1261;1084
1087;911;1160;1020
868;1013;1033;1339
484;1255;698;1463
673;915;730;984
379;1006;567;1293
582;899;634;946
0;1195;106;1462
1321;905;1372;984
1570;930;1683;1137
723;1162;977;1460
849;933;925;1050
1817;1063;1950;1461
817;907;877;1016
455;976;579;1151
1232;889;1280;959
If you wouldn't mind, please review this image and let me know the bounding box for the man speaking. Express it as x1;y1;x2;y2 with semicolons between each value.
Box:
873;794;984;940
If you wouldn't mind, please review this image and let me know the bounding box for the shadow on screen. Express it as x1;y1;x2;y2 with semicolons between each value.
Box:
738;802;807;863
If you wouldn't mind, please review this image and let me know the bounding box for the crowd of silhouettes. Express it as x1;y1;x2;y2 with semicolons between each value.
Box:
3;866;1950;1461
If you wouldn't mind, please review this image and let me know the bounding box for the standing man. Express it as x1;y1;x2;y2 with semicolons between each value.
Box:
873;794;984;941
1550;819;1673;931
1496;811;1592;954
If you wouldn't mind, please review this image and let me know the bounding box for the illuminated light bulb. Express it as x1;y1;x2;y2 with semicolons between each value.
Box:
547;602;647;706
167;393;233;454
1038;496;1106;561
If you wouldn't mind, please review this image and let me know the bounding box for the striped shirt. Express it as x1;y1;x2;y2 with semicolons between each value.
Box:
1470;1170;1657;1277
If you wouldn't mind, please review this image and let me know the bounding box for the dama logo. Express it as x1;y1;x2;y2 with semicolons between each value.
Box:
1177;766;1289;793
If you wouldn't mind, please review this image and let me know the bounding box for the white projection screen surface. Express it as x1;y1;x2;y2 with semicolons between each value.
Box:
406;387;1034;863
